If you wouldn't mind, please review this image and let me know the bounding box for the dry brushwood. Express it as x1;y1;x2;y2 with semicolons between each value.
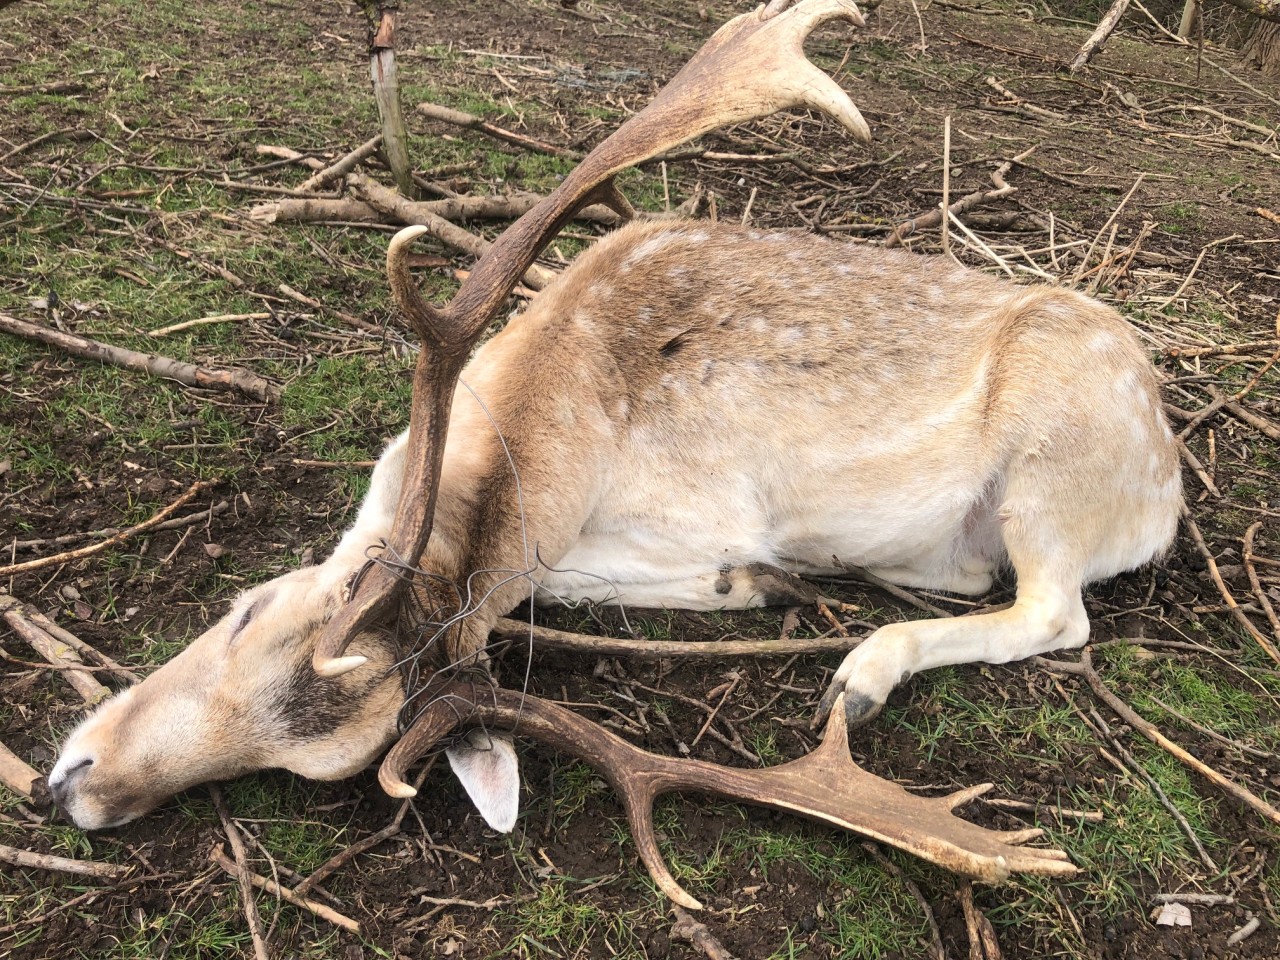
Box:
885;147;1034;248
0;313;280;401
0;595;110;704
0;479;221;579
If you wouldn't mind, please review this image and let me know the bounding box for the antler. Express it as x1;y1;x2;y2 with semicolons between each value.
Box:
313;0;873;676
380;686;1077;910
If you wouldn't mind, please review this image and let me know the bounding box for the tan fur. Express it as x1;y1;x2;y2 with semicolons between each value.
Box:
50;220;1181;828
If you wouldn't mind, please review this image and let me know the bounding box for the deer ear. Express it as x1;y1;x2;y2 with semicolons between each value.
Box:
446;730;520;832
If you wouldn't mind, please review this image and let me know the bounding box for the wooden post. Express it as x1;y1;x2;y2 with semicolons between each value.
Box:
1177;0;1198;38
367;2;417;199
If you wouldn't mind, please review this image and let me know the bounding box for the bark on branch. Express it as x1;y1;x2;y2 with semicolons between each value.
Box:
0;313;281;401
1069;0;1132;73
347;173;560;289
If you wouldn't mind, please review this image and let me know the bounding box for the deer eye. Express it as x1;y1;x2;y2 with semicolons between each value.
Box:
229;595;267;642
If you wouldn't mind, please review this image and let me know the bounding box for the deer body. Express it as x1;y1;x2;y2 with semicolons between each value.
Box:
50;218;1180;830
398;219;1180;652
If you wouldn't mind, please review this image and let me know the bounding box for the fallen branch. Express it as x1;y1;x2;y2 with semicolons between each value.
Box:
417;101;581;159
957;882;1004;960
492;617;865;658
1068;0;1131;73
1045;649;1280;827
250;191;621;228
1206;384;1280;442
0;842;130;879
1243;522;1280;645
0;129;94;165
0;596;111;704
348;173;558;289
863;842;945;960
148;313;270;338
276;284;380;334
0;314;280;402
0;740;42;801
0;479;220;578
211;847;361;934
0;595;140;683
671;904;736;960
1164;340;1278;359
295;134;383;193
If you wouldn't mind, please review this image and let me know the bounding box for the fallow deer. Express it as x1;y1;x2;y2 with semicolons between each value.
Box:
49;0;1179;906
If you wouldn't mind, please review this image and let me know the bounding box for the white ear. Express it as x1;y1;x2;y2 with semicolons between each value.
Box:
446;730;520;832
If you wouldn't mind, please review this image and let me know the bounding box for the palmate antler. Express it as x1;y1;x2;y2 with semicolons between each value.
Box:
312;0;872;677
379;685;1077;910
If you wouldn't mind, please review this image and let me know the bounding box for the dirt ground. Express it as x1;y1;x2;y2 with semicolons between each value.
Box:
2;1;1280;958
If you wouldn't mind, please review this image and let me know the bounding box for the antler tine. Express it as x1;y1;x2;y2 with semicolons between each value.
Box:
379;688;1077;910
312;0;871;677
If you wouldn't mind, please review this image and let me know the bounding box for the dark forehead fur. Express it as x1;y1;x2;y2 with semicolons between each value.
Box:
273;631;398;741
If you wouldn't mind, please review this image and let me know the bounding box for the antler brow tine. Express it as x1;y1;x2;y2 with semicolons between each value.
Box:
312;0;872;677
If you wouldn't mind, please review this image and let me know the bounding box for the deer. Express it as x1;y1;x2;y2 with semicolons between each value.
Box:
47;0;1180;909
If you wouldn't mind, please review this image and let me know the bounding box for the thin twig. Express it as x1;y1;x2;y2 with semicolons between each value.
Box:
1243;523;1280;645
1044;649;1280;827
862;843;945;960
1185;516;1280;666
492;617;864;658
0;479;219;577
210;787;271;960
211;848;361;934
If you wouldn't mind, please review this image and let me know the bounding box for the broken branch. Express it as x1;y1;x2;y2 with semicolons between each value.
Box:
0;842;130;879
0;313;280;402
417;101;581;159
1068;0;1132;73
492;617;865;658
0;595;111;704
0;740;42;801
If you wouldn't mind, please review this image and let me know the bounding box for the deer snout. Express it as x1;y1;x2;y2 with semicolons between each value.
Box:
48;754;92;807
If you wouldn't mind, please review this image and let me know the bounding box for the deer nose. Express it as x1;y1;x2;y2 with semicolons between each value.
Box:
49;756;93;808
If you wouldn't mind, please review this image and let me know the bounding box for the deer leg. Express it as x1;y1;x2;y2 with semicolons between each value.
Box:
815;573;1089;731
